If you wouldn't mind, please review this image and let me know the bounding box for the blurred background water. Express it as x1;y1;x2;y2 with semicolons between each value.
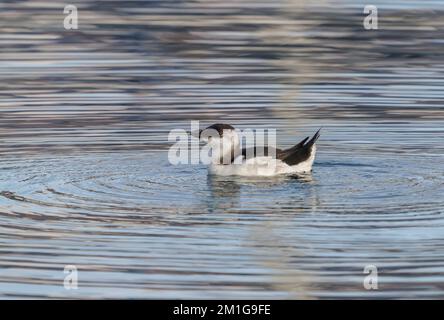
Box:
0;0;444;299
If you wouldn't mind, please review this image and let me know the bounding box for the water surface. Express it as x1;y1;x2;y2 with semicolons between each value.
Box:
0;0;444;299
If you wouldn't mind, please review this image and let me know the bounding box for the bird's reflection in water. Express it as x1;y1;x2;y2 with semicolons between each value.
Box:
206;173;315;211
207;172;318;298
206;174;242;211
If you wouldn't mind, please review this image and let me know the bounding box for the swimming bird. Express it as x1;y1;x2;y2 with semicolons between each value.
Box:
194;123;320;176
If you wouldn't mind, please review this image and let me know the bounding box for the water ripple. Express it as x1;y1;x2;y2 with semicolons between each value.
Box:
1;0;444;299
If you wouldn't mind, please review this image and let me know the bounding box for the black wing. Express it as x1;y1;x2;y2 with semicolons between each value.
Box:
277;129;321;166
240;129;321;165
241;146;283;160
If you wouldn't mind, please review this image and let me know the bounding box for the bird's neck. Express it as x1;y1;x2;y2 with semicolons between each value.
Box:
212;133;241;165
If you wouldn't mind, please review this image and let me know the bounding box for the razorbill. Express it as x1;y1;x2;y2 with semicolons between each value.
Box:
194;123;320;176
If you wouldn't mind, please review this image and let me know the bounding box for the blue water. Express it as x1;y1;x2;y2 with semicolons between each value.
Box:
0;0;444;299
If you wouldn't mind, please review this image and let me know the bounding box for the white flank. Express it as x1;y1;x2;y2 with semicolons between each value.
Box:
209;145;317;177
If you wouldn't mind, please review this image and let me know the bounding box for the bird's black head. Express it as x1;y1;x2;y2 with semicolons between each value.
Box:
192;123;236;139
205;123;235;137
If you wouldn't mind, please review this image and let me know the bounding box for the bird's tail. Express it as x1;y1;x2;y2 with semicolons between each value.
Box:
279;128;321;166
304;128;321;148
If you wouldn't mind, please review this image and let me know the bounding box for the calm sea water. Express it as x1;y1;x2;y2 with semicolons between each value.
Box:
1;0;444;299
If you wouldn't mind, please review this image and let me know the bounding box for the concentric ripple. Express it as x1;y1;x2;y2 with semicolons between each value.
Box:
1;0;444;299
1;148;444;299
